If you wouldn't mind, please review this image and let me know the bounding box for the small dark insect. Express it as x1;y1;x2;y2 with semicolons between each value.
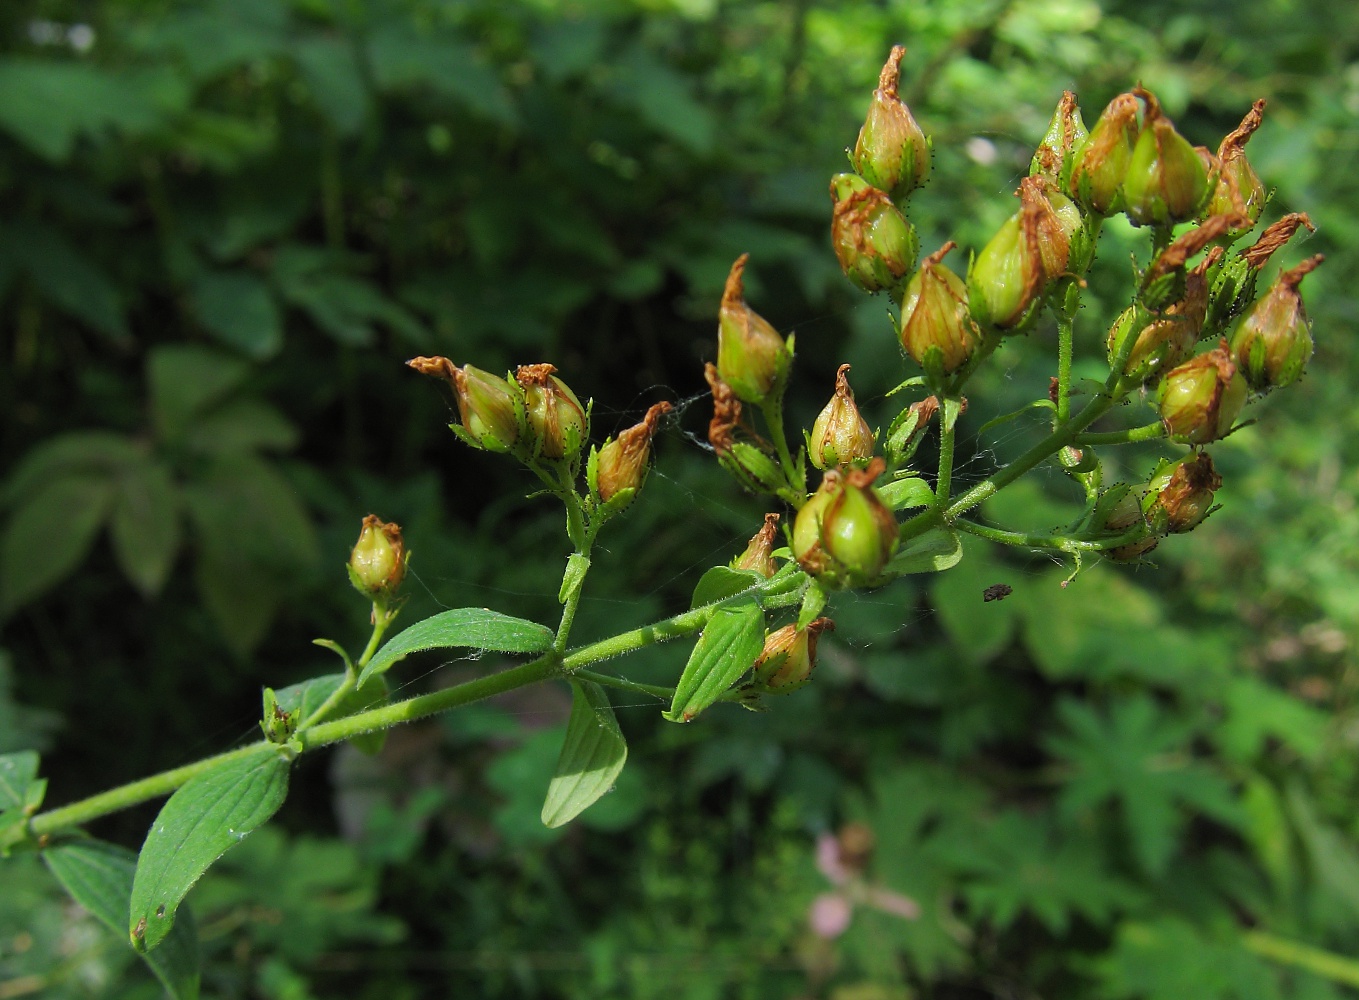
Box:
982;583;1013;603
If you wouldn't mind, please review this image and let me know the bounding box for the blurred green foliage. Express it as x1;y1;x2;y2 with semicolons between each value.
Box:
2;0;1359;997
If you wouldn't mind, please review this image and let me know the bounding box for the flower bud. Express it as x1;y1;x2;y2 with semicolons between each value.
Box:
1145;453;1221;534
830;173;919;293
732;513;780;578
408;356;521;452
793;458;899;590
968;183;1049;329
1230;254;1323;391
1122;88;1212;227
1157;342;1247;444
705;366;790;496
851;46;931;203
717;254;791;405
899;243;979;374
809;365;876;469
348;514;406;598
594;401;672;504
1069;92;1140;215
1031;91;1087;188
516;364;587;460
884;395;939;467
1206;100;1267;233
751;618;836;692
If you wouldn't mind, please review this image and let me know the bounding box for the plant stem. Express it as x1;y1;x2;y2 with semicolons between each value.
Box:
1055;310;1074;423
573;670;673;701
300;606;395;730
936;400;957;506
1243;931;1359;988
900;374;1128;544
1074;421;1166;446
26;573;806;838
554;550;593;654
29;745;271;837
953;516;1148;554
760;396;804;501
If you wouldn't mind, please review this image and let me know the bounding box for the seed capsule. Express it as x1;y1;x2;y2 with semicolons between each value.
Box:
751;618;836;692
594;401;672;504
792;458;898;590
516;364;587;460
1122;87;1212;227
1157;342;1247;444
1069;92;1140;216
1031;91;1087;188
408;356;521;452
899;243;978;374
809;365;876;469
349;514;406;598
1145;453;1222;534
830;173;919;294
850;46;931;203
1230;254;1323;391
732;513;781;578
717;254;791;405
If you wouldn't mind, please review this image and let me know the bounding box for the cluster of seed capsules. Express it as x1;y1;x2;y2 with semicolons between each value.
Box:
705;46;1324;581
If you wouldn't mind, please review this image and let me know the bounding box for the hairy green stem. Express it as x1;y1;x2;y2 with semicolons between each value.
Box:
27;573;805;838
1055;311;1074;423
573;670;673;701
1074;421;1166;446
760;396;804;501
954;517;1148;554
899;374;1129;544
936;400;957;506
29;745;270;838
299;608;393;730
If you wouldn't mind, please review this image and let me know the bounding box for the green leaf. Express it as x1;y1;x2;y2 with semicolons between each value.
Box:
1;474;114;615
0;59;162;161
110;458;181;597
690;565;764;609
664;601;765;723
558;553;591;604
879;476;934;511
4;431;141;504
1216;676;1328;764
149;346;251;443
541;680;628;828
357;608;555;688
797;578;828;630
366;26;515;125
0;749;40;812
294;36;370;135
1092;918;1278;1000
1045;694;1241;875
44;839;200;1000
182;399;298;455
130;748;290;953
887;527;962;575
7;220;129;342
190;270;283;359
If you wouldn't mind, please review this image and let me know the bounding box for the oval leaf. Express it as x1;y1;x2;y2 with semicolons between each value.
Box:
664;601;765;723
878;477;934;512
46;839;200;1000
690;565;763;609
357;608;555;689
541;680;627;828
130;749;290;953
888;527;963;575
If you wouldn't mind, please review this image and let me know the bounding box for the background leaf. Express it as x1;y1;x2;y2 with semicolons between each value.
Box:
1;475;113;615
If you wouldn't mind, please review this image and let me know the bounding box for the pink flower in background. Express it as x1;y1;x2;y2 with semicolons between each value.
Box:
809;823;920;939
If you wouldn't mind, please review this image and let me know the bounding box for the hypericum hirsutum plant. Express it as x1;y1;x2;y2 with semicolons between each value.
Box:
1;47;1322;998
